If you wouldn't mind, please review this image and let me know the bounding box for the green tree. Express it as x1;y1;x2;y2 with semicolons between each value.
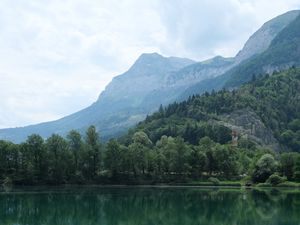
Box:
25;134;47;183
293;154;300;181
127;143;147;176
105;139;123;177
199;137;216;175
132;131;152;146
0;141;19;182
127;142;143;176
280;153;296;180
85;126;101;178
171;137;191;176
213;144;239;178
46;134;71;184
280;130;295;145
288;119;300;132
67;130;83;172
252;154;277;183
155;136;174;175
0;141;12;178
189;146;206;178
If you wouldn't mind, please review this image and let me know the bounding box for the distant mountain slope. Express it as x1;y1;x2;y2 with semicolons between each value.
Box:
166;56;234;87
95;53;194;112
224;12;300;88
124;68;300;151
140;56;235;110
181;10;300;99
234;10;300;64
0;54;195;142
0;10;299;143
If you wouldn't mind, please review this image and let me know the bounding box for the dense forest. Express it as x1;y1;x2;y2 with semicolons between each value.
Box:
1;68;300;186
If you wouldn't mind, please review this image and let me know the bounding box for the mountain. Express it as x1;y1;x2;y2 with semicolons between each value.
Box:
138;55;235;111
181;10;300;98
224;11;300;88
96;53;194;112
166;56;234;87
0;54;195;142
123;68;300;152
2;68;300;187
0;10;299;143
234;10;300;64
170;9;300;94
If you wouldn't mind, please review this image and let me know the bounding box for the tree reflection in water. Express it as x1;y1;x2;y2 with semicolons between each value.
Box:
0;187;299;225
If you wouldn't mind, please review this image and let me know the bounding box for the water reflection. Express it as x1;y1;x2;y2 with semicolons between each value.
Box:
0;187;299;225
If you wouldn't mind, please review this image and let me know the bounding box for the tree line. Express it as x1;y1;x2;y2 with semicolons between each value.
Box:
1;126;300;185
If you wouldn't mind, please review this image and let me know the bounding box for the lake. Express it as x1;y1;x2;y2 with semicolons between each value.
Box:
0;186;300;225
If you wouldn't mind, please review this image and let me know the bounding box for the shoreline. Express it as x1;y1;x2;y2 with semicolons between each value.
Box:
2;182;300;190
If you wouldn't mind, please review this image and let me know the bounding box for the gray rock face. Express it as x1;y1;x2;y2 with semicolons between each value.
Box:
97;53;194;109
218;110;280;151
166;56;234;87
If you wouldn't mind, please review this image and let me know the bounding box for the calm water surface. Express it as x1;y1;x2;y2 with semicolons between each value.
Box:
0;186;300;225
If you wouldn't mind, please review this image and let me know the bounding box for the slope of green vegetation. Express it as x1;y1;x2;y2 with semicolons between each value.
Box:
125;68;300;151
1;68;300;186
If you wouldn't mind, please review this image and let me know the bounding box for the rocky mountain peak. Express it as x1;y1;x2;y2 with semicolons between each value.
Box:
127;52;194;77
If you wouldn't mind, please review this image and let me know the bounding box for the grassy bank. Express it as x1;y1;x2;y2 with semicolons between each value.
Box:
187;180;242;187
255;181;300;188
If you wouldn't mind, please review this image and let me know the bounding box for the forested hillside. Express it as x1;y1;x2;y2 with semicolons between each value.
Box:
126;68;300;151
1;68;300;186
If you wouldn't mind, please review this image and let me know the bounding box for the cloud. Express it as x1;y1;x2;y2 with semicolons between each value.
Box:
0;0;299;128
157;0;300;59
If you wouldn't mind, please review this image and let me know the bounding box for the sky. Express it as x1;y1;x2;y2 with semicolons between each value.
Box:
0;0;299;128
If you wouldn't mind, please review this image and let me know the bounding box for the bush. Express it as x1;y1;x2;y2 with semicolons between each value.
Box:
219;181;242;187
71;171;85;184
208;177;220;185
256;183;272;187
293;171;300;181
238;138;256;149
267;174;286;186
252;154;277;183
242;175;253;187
3;177;12;186
276;181;300;188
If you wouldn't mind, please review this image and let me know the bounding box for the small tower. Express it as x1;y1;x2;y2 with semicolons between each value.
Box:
232;130;238;147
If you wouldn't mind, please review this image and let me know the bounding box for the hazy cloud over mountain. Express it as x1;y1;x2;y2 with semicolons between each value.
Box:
0;0;299;128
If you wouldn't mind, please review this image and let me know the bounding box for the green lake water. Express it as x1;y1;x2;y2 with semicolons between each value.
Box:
0;187;300;225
